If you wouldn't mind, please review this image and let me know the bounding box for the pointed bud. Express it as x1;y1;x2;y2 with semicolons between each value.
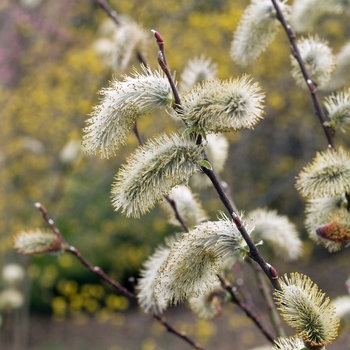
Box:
151;29;164;43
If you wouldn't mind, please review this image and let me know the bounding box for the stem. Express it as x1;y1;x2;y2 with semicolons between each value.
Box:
35;202;66;244
202;167;281;291
132;122;144;145
35;204;205;350
247;258;286;337
218;275;275;344
270;0;336;150
152;30;182;111
94;0;121;25
67;246;135;298
152;31;280;291
345;192;350;211
93;0;147;68
153;314;208;350
165;196;189;232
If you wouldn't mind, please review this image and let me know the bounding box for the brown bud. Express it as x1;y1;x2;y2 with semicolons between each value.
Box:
316;222;350;242
151;30;164;43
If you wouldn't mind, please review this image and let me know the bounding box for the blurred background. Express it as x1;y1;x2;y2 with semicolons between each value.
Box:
0;0;350;349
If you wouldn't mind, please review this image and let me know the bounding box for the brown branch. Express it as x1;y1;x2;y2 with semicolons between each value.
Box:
151;30;280;291
66;246;135;298
270;0;336;150
94;0;121;25
202;167;281;291
152;30;182;112
35;202;66;244
164;197;190;232
247;258;286;338
35;203;205;349
93;0;148;67
154;314;208;350
218;275;275;344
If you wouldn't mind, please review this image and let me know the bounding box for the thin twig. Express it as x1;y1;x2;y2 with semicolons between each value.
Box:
218;275;275;344
270;0;336;150
202;167;281;291
93;0;148;67
35;204;206;350
154;314;208;350
164;197;190;232
247;258;286;338
35;202;66;244
152;31;182;112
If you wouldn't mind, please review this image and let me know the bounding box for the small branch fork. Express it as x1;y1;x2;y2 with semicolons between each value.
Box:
93;0;148;66
218;275;275;344
151;30;281;291
93;1;190;234
270;0;336;150
35;203;207;350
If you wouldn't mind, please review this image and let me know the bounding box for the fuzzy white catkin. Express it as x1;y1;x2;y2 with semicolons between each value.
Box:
248;208;302;261
111;18;149;71
296;147;350;198
291;0;350;33
230;0;290;66
1;264;25;286
161;185;208;228
291;36;335;90
179;56;218;93
271;336;305;350
304;196;348;252
93;17;149;71
333;295;350;338
181;76;265;135
324;88;350;131
13;229;61;255
190;134;229;189
83;66;173;159
154;215;249;305
274;273;339;346
290;0;339;33
111;133;203;218
136;235;179;314
188;283;223;320
327;42;350;92
0;289;24;311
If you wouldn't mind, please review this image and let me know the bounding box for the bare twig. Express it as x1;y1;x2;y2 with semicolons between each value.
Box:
202;167;281;291
152;30;182;112
35;204;206;350
93;0;148;66
164;196;190;232
247;258;286;338
270;0;336;150
154;314;208;350
218;275;275;344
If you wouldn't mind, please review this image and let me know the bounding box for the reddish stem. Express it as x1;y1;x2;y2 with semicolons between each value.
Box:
270;0;336;150
218;275;275;343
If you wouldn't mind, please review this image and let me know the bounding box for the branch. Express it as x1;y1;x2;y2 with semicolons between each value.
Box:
93;0;147;66
247;258;286;338
35;204;205;349
218;275;275;344
153;314;208;350
151;30;280;291
152;30;182;112
270;0;336;150
202;167;281;291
